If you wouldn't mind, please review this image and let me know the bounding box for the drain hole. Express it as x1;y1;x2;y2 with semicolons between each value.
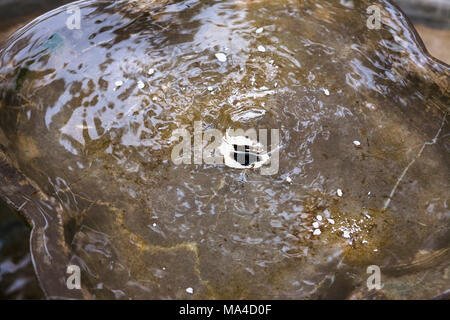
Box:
219;134;270;170
233;144;260;166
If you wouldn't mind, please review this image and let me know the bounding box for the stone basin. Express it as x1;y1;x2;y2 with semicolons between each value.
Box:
0;0;448;299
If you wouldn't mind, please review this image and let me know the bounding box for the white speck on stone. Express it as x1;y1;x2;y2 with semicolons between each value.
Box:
148;68;155;75
313;229;321;236
186;287;194;294
373;249;378;252
368;191;371;195
207;86;213;91
256;27;264;34
152;223;157;227
312;222;320;229
327;218;335;224
215;53;227;62
286;176;292;183
362;239;368;244
337;189;343;197
257;45;266;52
343;231;351;238
324;89;330;95
152;96;158;101
353;140;361;147
365;102;376;110
76;125;93;129
137;81;145;89
316;215;323;221
115;80;123;87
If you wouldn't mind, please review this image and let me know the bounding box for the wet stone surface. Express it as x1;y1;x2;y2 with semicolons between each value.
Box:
0;0;448;299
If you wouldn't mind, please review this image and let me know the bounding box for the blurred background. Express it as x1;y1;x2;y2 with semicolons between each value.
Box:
0;0;448;300
395;0;450;63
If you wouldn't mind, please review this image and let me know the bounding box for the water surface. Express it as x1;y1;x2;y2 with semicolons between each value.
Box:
0;0;448;299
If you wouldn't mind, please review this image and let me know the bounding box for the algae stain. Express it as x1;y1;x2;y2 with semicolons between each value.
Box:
15;67;29;92
42;33;65;53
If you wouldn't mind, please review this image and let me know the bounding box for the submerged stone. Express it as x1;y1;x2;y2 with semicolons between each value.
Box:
0;0;448;299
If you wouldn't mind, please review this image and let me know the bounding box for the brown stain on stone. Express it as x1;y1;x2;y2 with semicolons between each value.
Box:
17;135;40;161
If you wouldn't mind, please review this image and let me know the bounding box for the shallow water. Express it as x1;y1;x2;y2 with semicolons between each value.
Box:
0;0;448;299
